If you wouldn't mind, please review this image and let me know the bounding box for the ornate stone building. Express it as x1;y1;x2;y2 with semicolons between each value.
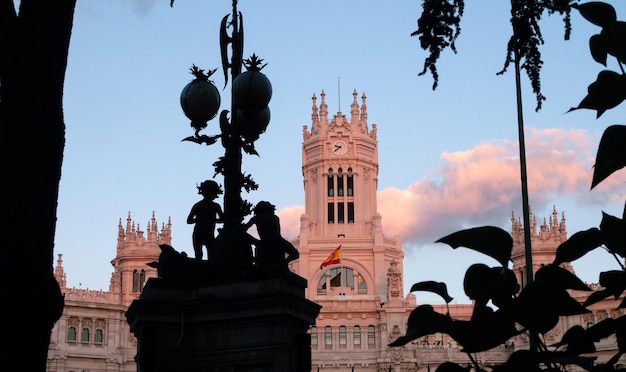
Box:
48;91;624;371
48;213;169;371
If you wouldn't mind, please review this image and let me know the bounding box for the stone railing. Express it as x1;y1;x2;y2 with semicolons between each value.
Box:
63;288;118;305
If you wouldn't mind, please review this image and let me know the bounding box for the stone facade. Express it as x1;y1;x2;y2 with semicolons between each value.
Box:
48;91;624;371
48;213;167;371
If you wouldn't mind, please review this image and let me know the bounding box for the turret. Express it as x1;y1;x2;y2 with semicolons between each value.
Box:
109;212;171;307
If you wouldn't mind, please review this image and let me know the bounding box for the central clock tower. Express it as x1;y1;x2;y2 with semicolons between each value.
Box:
292;88;404;304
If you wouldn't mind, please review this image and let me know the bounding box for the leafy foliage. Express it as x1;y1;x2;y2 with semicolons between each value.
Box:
397;2;626;371
412;0;573;111
410;0;464;90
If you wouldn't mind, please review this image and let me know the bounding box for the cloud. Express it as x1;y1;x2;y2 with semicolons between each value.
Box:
277;128;625;245
276;205;304;240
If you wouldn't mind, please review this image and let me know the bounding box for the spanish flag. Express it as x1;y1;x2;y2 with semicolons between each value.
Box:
320;245;341;269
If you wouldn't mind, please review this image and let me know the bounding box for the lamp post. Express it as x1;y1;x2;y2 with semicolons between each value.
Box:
179;0;272;268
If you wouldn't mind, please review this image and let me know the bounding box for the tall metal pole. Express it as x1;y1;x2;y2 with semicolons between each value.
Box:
514;49;533;288
511;0;533;294
511;0;536;351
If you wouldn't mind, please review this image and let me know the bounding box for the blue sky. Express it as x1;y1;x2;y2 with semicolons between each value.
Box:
56;1;625;304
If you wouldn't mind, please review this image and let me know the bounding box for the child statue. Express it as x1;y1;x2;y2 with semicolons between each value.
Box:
187;180;224;261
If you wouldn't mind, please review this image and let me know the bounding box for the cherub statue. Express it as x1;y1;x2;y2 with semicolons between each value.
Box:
243;201;299;268
187;180;224;261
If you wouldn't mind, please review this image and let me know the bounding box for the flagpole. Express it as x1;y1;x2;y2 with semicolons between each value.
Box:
339;243;343;286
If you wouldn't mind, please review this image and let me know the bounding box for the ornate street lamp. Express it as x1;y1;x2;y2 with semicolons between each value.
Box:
179;0;272;269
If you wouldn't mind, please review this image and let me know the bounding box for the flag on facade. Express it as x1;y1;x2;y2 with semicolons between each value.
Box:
320;245;341;269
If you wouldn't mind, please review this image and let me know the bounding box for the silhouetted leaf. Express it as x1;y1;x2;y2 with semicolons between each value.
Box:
242;142;259;156
587;317;616;341
515;282;590;334
436;226;512;267
446;311;520;353
495;350;541;372
584;275;625;307
572;2;626;66
181;134;220;146
572;2;617;27
410;281;454;303
590;34;609;66
600;211;626;257
388;305;448;347
551;325;596;355
585;17;626;66
584;288;613;307
463;264;518;308
534;263;592;291
594;352;624;372
599;270;626;298
568;72;626;118
553;228;603;265
592;125;626;189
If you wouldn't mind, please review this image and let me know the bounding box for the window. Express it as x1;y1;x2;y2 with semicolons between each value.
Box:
310;326;318;346
339;325;347;345
327;168;334;196
67;327;77;342
317;267;367;294
357;273;367;294
324;326;332;348
94;329;104;344
347;202;354;224
337;168;344;196
133;269;140;293
368;325;375;347
81;328;90;343
337;203;345;224
347;168;354;196
327;203;334;224
140;270;146;291
353;326;361;345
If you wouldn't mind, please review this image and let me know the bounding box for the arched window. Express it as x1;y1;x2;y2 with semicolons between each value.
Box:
327;168;334;196
310;326;318;346
324;326;332;349
94;329;104;344
81;328;90;343
339;325;347;346
347;168;354;196
353;325;361;346
368;325;375;348
140;269;147;291
132;269;140;293
67;326;76;342
337;168;344;196
317;267;367;294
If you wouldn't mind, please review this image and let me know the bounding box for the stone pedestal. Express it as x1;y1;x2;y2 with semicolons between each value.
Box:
126;268;321;372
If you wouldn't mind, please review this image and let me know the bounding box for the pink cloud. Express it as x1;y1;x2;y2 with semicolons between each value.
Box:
379;128;624;244
276;204;305;240
277;128;625;245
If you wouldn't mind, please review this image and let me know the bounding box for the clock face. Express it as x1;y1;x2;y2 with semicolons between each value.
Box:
332;140;348;156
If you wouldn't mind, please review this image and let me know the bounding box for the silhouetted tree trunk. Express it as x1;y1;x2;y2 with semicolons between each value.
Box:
1;0;76;370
